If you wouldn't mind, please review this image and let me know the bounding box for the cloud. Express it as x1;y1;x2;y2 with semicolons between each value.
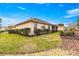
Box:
67;8;79;15
64;14;78;18
64;8;79;18
0;16;20;27
18;7;26;10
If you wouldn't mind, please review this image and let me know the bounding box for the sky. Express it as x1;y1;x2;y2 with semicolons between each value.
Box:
0;3;79;27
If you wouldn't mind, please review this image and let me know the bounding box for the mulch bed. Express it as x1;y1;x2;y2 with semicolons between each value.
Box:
60;35;79;55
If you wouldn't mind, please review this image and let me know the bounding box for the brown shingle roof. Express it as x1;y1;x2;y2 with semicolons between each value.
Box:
15;18;53;26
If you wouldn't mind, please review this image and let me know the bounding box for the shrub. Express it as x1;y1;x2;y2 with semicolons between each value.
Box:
70;29;75;35
8;28;30;36
15;29;19;34
34;29;43;36
8;30;16;34
22;28;30;36
65;31;72;36
59;30;64;35
59;30;75;36
44;29;49;34
34;28;50;36
34;28;52;36
16;29;21;34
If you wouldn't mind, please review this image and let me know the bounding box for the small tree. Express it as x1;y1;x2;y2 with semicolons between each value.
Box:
67;23;76;30
8;25;14;30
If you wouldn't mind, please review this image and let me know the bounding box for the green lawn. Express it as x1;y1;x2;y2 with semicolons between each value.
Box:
0;32;61;54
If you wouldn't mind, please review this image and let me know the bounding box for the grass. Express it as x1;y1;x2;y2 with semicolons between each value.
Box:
25;48;69;56
0;32;62;54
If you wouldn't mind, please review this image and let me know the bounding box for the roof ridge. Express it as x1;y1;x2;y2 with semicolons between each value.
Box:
29;17;52;24
15;17;53;26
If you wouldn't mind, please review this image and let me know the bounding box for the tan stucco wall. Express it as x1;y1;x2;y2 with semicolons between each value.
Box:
15;22;32;29
36;23;48;29
15;22;35;35
36;23;52;30
58;26;64;31
15;22;53;35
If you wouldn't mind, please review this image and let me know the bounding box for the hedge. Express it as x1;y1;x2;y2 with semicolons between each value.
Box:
34;29;50;36
8;28;53;36
59;30;75;36
8;28;30;36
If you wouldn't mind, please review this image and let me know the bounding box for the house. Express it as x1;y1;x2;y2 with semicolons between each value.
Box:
0;27;7;31
58;26;65;31
0;27;8;33
13;18;57;35
58;24;65;31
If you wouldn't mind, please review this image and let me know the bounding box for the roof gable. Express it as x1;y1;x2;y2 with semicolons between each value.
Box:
15;18;53;26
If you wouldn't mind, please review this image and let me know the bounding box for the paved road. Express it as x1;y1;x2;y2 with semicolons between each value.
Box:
60;35;79;55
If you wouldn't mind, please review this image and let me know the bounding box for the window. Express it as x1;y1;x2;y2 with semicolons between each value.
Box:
34;23;37;29
41;26;45;29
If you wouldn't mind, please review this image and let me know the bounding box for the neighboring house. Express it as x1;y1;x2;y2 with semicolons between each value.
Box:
0;27;8;33
13;18;57;35
0;27;7;31
58;24;65;31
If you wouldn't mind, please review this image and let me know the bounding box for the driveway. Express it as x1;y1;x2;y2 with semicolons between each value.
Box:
60;35;79;55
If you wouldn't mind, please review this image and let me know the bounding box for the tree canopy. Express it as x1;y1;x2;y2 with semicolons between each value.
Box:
58;24;64;26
